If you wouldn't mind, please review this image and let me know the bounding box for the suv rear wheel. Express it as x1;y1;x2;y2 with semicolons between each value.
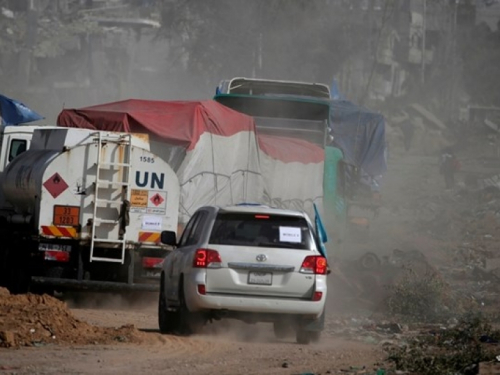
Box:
296;329;321;344
176;279;204;335
273;321;293;339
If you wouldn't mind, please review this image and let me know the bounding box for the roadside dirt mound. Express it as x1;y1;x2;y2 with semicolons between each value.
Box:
0;288;146;348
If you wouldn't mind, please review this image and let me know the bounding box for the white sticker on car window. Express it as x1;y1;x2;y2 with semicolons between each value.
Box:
279;226;302;243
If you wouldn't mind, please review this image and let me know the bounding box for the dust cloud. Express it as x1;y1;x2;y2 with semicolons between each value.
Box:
200;320;278;344
0;2;406;121
64;291;157;311
3;0;500;346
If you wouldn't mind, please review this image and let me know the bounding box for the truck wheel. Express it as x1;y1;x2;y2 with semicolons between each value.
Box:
296;329;321;344
358;252;381;270
5;245;30;294
158;275;176;334
0;245;8;289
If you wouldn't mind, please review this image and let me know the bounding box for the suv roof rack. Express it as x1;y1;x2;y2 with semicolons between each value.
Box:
235;202;269;207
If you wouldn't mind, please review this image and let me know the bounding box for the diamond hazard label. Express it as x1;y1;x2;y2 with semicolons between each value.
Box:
43;173;69;199
150;193;164;207
146;191;167;214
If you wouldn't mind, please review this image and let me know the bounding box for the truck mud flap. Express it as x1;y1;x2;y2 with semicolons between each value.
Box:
31;276;159;292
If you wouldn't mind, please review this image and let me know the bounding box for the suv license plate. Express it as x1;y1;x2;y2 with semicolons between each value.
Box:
248;272;272;285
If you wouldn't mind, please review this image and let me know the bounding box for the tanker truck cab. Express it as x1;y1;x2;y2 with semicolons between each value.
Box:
0;127;180;293
0;125;42;212
0;125;38;172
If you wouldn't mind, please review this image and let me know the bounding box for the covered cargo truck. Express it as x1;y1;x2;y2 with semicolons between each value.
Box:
57;99;327;222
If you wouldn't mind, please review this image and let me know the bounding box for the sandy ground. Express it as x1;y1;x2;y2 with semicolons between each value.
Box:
0;298;385;375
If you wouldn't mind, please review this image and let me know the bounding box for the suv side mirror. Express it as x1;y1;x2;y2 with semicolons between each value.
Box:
160;230;177;246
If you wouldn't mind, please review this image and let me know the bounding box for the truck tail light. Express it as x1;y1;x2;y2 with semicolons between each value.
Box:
44;251;70;262
193;249;222;268
142;257;164;269
300;255;327;275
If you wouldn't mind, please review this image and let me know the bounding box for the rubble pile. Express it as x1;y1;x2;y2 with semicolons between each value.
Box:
324;314;500;374
385;119;451;156
385;176;500;317
325;316;409;346
330;248;444;314
0;287;145;348
384;315;500;375
335;172;500;320
412;192;468;240
444;191;500;315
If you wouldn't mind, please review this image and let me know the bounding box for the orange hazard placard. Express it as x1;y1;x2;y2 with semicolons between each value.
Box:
53;205;80;226
130;189;148;207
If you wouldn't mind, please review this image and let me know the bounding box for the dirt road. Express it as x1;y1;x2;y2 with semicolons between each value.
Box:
0;295;385;375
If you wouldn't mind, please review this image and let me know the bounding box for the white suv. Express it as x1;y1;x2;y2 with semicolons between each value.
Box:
158;205;328;344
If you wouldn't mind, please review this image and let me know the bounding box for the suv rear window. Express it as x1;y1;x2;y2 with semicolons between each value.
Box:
209;212;315;250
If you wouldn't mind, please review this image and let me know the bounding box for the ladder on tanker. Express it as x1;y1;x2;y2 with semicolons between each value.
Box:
89;132;132;264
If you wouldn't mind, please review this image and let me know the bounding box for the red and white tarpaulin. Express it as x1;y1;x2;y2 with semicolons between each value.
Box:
58;99;324;223
258;134;324;215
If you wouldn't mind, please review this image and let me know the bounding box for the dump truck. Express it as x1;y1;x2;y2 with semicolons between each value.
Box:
0;126;180;293
214;77;387;246
214;77;346;243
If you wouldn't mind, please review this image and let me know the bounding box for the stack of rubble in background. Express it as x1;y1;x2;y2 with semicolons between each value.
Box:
386;106;452;156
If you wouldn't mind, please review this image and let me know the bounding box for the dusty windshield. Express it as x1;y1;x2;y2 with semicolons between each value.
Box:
209;212;316;250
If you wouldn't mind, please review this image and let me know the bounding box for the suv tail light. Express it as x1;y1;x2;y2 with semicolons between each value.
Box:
193;249;222;268
300;255;327;275
197;284;206;295
312;291;323;301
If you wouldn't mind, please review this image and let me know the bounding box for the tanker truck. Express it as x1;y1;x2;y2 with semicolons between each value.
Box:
0;126;180;294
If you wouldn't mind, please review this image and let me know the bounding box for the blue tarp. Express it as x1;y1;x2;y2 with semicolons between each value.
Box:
313;203;328;259
0;94;43;125
214;88;387;177
330;79;344;101
329;99;387;177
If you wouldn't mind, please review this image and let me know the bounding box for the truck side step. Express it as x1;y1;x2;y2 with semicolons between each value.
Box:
89;256;124;263
92;238;125;244
93;218;119;224
95;198;122;206
95;180;129;187
90;238;127;263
